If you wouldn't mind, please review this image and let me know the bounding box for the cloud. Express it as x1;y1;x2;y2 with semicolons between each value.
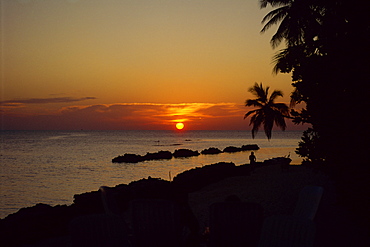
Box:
0;102;304;130
1;102;248;130
0;97;97;106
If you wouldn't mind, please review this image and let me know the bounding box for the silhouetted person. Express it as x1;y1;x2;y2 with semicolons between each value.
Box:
249;151;256;164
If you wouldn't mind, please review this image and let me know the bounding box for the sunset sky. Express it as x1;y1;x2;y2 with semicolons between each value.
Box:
1;0;304;131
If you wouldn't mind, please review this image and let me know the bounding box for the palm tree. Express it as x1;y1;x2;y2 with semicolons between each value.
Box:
260;0;326;124
244;83;290;139
260;0;323;49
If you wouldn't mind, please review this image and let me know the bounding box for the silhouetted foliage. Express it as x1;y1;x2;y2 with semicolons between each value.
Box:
244;82;290;139
260;0;370;225
295;128;325;165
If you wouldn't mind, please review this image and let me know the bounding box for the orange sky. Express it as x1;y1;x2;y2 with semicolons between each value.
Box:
1;0;305;131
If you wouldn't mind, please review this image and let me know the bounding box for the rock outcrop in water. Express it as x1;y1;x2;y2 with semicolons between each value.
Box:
112;150;173;163
112;144;259;163
143;150;173;161
223;146;242;153
112;153;144;163
201;147;223;154
222;144;259;153
173;149;200;158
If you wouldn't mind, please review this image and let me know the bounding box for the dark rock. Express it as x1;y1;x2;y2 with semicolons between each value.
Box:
235;163;258;174
263;157;292;167
72;190;105;215
173;149;200;158
128;177;181;201
0;203;76;247
112;153;144;163
223;146;242;153
172;162;236;192
113;151;173;163
112;144;259;163
201;147;223;155
143;150;173;161
99;178;188;217
241;144;260;151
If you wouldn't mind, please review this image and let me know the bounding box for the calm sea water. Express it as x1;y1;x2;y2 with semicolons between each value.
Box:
0;130;303;218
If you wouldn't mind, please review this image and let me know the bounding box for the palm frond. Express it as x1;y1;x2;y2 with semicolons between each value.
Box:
263;117;274;140
286;20;305;46
265;86;270;101
251;83;269;103
268;90;284;103
251;113;264;139
260;0;292;9
260;0;269;8
270;14;291;48
244;109;258;119
272;49;290;74
272;103;289;114
290;87;301;107
248;83;268;103
274;113;287;130
261;6;285;24
272;48;289;61
245;99;263;107
272;46;305;73
261;6;289;33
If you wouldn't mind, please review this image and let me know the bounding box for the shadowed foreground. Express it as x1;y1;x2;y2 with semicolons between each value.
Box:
1;162;369;247
188;165;370;247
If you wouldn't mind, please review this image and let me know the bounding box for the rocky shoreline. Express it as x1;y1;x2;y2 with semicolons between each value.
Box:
2;157;369;247
0;157;280;247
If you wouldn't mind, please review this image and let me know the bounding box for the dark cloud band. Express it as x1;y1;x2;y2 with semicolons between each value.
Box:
0;97;96;105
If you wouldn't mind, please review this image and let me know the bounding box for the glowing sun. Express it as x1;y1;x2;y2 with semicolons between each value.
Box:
176;122;184;130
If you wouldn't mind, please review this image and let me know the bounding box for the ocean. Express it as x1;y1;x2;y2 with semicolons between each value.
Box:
0;130;303;219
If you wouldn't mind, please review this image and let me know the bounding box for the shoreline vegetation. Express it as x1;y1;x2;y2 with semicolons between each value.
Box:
1;156;369;246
